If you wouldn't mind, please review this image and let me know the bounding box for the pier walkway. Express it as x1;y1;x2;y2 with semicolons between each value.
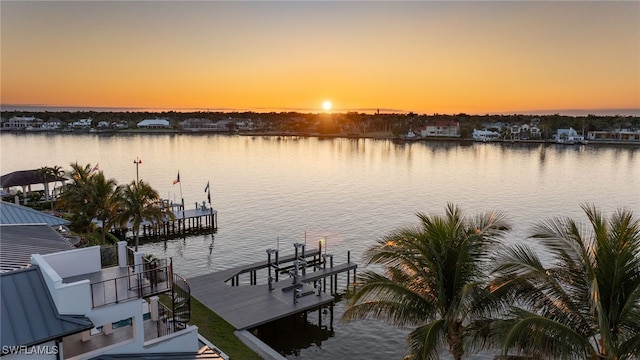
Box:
188;248;356;330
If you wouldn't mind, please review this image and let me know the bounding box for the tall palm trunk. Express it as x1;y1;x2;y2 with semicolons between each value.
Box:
134;230;140;252
101;219;107;245
447;321;464;360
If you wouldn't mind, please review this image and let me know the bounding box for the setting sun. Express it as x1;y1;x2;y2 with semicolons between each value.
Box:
1;1;638;115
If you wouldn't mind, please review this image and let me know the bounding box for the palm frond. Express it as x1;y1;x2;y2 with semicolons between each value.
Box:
501;309;596;360
492;205;640;359
343;270;437;327
404;320;446;360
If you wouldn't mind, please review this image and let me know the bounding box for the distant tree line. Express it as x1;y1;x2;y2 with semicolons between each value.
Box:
1;110;638;139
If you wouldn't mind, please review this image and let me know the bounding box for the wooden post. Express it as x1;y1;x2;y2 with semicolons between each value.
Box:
330;302;334;330
275;251;279;282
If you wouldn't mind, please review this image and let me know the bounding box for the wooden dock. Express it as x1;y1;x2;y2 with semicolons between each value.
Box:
188;248;356;330
111;205;218;241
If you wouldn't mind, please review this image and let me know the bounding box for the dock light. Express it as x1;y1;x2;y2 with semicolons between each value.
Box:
319;237;328;255
133;157;142;184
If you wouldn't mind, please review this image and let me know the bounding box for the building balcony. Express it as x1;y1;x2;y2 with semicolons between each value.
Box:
62;258;173;308
32;241;173;308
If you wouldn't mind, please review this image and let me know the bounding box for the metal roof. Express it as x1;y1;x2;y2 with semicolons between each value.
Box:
0;201;70;226
0;224;74;273
0;266;93;347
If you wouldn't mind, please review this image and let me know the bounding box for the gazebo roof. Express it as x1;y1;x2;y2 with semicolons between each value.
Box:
0;169;66;188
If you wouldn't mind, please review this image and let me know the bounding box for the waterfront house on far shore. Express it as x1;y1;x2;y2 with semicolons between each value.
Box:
69;118;93;129
42;118;63;130
2;115;44;130
555;127;586;144
472;129;501;142
180;118;216;131
508;123;541;140
137;118;171;129
587;129;640;142
232;118;255;131
179;118;253;132
417;119;460;138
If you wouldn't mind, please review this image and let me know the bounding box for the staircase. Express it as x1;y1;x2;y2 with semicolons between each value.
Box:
171;274;191;330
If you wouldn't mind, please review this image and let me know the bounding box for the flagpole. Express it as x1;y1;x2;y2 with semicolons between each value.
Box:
179;179;184;211
206;180;213;232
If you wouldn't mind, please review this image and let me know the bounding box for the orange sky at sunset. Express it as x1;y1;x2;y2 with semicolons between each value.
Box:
1;1;639;115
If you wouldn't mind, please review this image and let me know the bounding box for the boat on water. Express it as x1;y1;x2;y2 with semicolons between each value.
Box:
400;129;420;141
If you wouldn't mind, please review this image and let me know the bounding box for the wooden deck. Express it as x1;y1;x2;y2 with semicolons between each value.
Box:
188;250;357;330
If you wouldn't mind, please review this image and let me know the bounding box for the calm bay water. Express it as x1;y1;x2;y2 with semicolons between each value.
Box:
1;132;639;359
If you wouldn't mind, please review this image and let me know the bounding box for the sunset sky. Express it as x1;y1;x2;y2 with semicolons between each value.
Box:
2;1;639;115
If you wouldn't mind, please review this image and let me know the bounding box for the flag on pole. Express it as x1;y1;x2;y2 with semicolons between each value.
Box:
172;172;180;185
205;181;211;204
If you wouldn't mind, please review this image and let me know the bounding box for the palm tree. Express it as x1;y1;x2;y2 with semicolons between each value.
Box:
36;166;55;202
117;180;174;251
68;162;93;185
88;171;123;245
56;163;96;231
489;205;640;359
36;165;65;208
49;165;64;200
342;203;510;360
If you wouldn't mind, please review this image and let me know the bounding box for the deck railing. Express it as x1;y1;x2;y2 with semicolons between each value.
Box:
156;302;174;338
155;274;190;337
126;246;136;267
100;245;118;268
90;258;173;308
171;274;190;329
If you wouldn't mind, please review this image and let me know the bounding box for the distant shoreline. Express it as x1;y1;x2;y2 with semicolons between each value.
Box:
2;128;639;146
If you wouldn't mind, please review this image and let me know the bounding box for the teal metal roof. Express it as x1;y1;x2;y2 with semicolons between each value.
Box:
0;201;69;226
0;266;93;347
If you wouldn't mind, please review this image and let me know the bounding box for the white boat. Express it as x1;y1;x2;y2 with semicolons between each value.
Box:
400;129;420;141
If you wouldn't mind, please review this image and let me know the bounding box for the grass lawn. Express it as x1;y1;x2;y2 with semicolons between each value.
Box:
187;296;263;360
